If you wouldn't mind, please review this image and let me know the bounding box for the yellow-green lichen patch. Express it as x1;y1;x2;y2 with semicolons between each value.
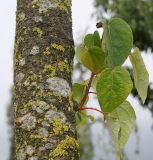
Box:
32;101;50;113
17;147;26;160
52;118;69;135
23;100;50;114
58;3;68;12
64;0;71;7
51;43;65;52
31;0;58;13
14;102;19;116
43;64;56;77
31;89;53;99
58;0;71;13
30;134;42;139
23;73;41;90
15;37;24;53
37;118;43;124
31;0;38;8
24;73;38;84
57;61;71;73
14;36;24;65
17;12;26;22
68;92;74;107
33;27;43;38
63;124;69;132
52;118;63;135
49;135;79;159
43;47;51;55
13;27;28;66
30;134;48;142
45;110;66;123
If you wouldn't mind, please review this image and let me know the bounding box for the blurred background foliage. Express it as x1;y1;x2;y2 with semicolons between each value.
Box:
7;89;15;160
9;0;153;159
94;0;153;51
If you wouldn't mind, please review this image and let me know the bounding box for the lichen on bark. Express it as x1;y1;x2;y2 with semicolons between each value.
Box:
13;0;79;159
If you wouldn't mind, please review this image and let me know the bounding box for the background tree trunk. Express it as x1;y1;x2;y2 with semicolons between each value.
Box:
13;0;79;159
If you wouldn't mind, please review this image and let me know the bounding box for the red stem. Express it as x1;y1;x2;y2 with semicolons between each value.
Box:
78;73;95;108
78;107;107;116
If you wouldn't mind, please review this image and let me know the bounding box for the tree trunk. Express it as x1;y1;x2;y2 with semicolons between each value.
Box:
13;0;79;159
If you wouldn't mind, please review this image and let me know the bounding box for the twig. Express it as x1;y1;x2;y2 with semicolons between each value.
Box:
78;73;95;108
78;107;107;116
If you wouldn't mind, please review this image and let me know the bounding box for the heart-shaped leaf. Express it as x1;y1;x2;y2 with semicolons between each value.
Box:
102;18;133;66
84;31;101;48
76;45;106;74
106;101;136;150
96;66;133;112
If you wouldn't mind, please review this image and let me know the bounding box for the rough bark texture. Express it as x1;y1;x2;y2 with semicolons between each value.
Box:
13;0;79;159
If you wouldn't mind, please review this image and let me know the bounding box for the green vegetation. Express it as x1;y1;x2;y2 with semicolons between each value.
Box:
73;18;149;159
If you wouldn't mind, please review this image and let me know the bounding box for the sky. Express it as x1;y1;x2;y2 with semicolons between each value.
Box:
0;1;16;160
0;0;153;160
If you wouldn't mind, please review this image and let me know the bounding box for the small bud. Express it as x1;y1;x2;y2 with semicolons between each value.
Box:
96;22;103;28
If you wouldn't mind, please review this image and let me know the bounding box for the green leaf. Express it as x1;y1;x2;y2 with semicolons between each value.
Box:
86;114;95;122
106;101;136;150
76;45;106;74
84;34;94;48
76;111;94;127
93;31;101;47
72;83;89;105
84;31;101;48
76;111;87;127
102;18;133;66
116;150;122;160
72;83;85;104
96;66;133;112
129;48;149;104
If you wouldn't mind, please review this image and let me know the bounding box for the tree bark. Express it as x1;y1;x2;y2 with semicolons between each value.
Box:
13;0;79;159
